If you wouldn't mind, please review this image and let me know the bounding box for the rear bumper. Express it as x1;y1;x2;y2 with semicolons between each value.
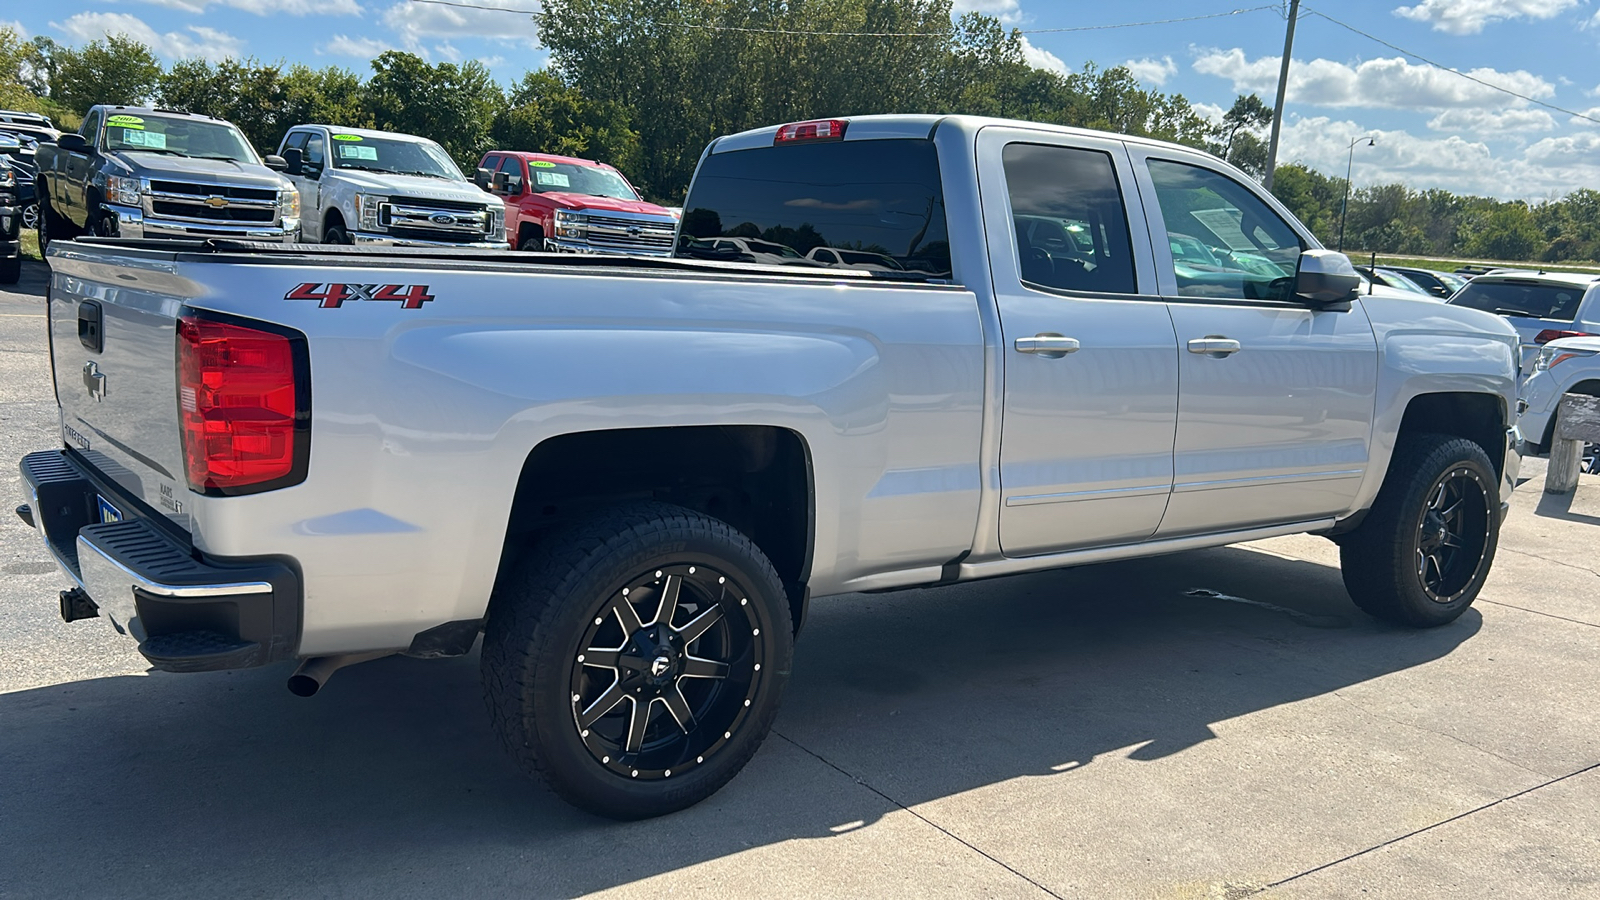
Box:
18;449;301;672
105;202;298;243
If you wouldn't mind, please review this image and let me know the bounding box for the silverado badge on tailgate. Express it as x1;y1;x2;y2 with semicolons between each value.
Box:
286;283;435;310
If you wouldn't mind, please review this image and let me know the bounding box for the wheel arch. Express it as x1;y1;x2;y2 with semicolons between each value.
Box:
517;220;545;248
1395;391;1509;479
494;424;816;634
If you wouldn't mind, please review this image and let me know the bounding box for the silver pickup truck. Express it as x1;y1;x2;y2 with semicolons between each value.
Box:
18;115;1521;819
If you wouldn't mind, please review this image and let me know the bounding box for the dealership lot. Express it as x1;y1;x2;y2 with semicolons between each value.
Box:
1;259;1596;899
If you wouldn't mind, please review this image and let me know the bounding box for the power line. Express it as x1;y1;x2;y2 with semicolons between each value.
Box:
404;0;1276;38
1303;5;1600;126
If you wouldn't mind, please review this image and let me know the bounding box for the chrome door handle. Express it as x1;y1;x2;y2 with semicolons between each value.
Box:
1014;334;1081;358
1187;337;1241;357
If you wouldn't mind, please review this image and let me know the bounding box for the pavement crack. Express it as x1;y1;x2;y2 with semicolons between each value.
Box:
1477;598;1600;629
1326;690;1549;779
772;729;1065;900
1261;760;1600;892
1501;546;1600;580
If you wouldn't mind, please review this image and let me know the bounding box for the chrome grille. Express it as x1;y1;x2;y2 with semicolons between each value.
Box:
142;180;278;224
584;213;676;252
382;199;490;237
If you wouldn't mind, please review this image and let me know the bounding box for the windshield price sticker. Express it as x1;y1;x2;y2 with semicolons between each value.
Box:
107;115;144;128
121;129;167;149
529;160;556;168
337;144;378;160
332;134;363;141
535;171;570;188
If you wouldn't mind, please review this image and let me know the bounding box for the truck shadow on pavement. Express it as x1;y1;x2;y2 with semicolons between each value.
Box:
0;544;1479;898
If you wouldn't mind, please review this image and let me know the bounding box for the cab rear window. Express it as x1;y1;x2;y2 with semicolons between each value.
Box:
678;138;951;279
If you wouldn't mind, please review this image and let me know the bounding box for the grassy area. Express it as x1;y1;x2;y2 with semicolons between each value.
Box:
20;227;39;262
1368;254;1600;277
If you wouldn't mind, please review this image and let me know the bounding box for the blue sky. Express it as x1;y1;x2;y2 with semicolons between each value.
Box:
4;0;1599;200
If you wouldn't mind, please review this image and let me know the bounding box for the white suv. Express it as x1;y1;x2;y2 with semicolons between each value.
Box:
1448;272;1600;374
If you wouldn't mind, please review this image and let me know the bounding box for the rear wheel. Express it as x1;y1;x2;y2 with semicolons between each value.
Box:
37;194;72;253
1340;434;1499;627
482;502;793;819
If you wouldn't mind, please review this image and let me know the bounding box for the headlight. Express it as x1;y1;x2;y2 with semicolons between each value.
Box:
105;174;141;207
278;188;300;219
354;193;386;232
1537;346;1598;372
554;208;587;239
0;168;13;188
487;205;505;241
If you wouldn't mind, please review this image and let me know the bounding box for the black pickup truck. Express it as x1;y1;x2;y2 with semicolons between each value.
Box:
35;105;300;249
0;151;20;283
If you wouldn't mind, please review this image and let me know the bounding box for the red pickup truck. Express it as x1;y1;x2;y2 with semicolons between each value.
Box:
476;151;678;256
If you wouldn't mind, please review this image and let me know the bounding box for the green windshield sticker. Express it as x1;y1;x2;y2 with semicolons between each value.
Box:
332;134;363;141
529;160;556;168
106;115;144;127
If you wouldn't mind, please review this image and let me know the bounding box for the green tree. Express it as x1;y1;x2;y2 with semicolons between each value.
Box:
364;51;502;171
52;34;162;115
492;71;641;183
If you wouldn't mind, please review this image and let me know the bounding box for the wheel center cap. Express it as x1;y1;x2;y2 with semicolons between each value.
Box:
650;655;672;678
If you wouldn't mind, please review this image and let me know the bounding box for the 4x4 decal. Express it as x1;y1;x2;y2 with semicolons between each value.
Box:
286;283;435;309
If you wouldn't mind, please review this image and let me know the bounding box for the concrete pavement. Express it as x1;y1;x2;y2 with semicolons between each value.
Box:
1;257;1596;899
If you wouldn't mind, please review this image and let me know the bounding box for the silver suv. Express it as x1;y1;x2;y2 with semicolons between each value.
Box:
1448;271;1600;374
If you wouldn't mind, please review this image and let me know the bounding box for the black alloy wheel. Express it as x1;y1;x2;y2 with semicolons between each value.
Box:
1414;464;1494;604
569;563;764;781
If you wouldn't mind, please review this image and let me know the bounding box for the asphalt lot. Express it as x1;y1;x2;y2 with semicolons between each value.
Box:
1;255;1597;899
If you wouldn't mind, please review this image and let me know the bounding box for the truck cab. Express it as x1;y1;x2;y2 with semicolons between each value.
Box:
478;150;677;255
34;106;300;247
279;125;505;248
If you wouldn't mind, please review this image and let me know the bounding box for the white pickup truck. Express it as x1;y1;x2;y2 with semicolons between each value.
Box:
276;124;505;248
19;115;1521;819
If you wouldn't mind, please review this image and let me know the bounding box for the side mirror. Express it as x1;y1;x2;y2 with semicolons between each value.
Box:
474;167;492;189
58;133;88;153
1295;249;1359;310
492;171;509;192
505;174;523;195
263;154;288;172
281;147;303;176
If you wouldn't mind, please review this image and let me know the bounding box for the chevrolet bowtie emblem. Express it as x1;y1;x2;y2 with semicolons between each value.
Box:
204;195;229;209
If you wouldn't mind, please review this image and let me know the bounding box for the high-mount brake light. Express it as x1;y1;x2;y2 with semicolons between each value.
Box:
774;119;848;145
1534;329;1593;344
177;314;309;495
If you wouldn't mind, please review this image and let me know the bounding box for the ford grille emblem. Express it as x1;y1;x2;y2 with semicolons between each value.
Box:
429;213;456;226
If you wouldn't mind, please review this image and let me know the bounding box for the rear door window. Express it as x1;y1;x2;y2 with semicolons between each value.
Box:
1001;143;1137;294
679;138;951;278
1449;281;1588;322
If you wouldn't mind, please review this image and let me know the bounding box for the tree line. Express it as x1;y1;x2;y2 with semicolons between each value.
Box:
1;0;1596;265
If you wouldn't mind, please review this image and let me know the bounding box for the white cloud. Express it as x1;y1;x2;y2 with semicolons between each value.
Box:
1275;114;1600;200
318;33;393;58
380;0;538;51
952;0;1022;25
1426;107;1556;136
53;12;243;60
1124;56;1177;87
1393;0;1578;35
434;41;462;62
1192;47;1553;111
1191;101;1226;125
1;20;28;38
1019;36;1065;75
1571;108;1600;127
135;0;362;15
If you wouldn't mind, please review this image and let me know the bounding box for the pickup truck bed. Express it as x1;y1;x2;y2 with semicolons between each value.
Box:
19;115;1521;819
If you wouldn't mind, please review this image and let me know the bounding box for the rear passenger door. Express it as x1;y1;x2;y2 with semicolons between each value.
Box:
1127;148;1379;536
977;126;1179;557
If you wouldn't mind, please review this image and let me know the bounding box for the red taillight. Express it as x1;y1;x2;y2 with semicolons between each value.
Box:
177;315;306;494
1534;329;1592;344
774;119;848;144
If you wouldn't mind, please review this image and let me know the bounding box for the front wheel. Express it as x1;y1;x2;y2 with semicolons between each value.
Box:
482;502;793;819
21;203;39;231
1340;434;1500;627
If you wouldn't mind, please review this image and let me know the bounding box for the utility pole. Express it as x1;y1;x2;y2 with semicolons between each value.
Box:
1263;0;1300;192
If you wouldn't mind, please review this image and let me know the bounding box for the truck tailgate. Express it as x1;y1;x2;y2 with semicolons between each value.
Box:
49;247;194;529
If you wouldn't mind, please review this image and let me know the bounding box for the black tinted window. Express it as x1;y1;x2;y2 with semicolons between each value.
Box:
1002;143;1136;294
1450;281;1589;321
678;138;950;278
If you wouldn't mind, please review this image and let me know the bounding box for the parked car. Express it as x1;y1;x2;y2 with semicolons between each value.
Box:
1383;265;1467;299
1355;265;1437;297
1352;268;1424;300
20;114;1521;820
0;154;20;283
1516;335;1600;468
477;151;675;254
0;109;61;144
34;106;300;249
0;131;40;229
1447;271;1600;374
279;125;505;247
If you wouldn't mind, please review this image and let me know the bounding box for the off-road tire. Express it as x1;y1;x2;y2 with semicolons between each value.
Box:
38;194;72;253
1340;433;1500;627
481;501;794;819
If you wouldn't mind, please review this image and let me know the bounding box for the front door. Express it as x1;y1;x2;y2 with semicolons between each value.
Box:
1128;151;1379;536
978;127;1179;557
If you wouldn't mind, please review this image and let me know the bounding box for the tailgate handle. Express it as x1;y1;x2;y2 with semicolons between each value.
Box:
78;301;103;353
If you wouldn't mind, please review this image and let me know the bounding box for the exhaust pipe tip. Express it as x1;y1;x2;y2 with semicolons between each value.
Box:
286;650;394;698
286;672;322;697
